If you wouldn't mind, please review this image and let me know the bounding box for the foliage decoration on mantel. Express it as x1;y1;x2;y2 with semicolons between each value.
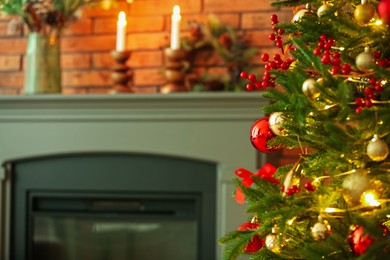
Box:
180;15;259;92
0;0;115;33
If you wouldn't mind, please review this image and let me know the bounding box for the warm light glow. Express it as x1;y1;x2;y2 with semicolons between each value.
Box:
117;11;127;27
324;207;337;213
361;191;381;207
173;5;181;18
376;20;383;26
287;217;297;225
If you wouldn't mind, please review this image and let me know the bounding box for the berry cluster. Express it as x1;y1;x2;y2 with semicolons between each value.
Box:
313;34;352;75
241;14;294;91
374;51;390;68
283;185;301;196
269;14;285;54
355;78;384;113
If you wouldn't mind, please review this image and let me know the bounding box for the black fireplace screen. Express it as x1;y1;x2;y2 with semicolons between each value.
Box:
3;152;217;260
32;193;198;260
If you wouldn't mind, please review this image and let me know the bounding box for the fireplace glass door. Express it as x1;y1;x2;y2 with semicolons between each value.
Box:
31;193;198;260
4;152;217;260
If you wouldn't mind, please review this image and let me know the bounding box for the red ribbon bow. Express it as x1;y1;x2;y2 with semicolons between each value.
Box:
234;163;279;204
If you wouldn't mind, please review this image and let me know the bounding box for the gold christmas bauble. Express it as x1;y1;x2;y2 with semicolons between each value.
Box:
356;47;375;72
311;221;330;241
342;169;370;207
317;3;331;17
269;112;287;136
265;233;281;252
302;78;320;99
265;226;284;252
293;5;315;22
354;3;375;24
366;135;389;161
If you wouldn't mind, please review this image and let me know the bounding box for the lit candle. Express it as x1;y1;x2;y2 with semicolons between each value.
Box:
170;5;181;50
116;11;127;52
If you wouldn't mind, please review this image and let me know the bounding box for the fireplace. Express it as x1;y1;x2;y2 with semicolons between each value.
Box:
0;93;267;259
4;152;216;260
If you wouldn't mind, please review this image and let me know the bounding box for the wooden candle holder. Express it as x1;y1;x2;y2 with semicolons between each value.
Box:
111;50;133;93
160;48;189;94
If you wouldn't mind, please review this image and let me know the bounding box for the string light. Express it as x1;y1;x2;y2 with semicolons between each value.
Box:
361;191;381;207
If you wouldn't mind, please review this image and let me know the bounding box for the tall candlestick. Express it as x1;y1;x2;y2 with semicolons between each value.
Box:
170;5;181;50
116;11;127;51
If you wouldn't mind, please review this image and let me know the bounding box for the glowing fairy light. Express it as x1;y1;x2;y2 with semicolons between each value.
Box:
361;191;381;207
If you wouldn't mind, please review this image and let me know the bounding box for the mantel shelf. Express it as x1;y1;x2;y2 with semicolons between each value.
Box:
0;92;267;121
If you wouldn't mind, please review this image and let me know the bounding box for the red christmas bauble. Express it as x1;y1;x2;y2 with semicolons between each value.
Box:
378;0;390;25
237;221;265;252
348;226;374;256
250;117;280;153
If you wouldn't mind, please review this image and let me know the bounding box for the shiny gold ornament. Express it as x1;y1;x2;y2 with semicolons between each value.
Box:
283;157;304;196
265;225;283;253
354;0;375;24
302;78;320;99
356;47;375;72
342;169;370;207
366;134;389;161
269;112;287;136
293;4;315;22
317;3;331;17
311;216;331;241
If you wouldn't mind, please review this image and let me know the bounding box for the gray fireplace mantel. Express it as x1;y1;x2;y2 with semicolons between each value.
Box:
0;92;268;259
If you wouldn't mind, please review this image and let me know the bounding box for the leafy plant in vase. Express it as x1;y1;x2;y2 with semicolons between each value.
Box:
0;0;111;94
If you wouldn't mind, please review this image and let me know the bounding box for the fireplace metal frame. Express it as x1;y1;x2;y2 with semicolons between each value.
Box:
2;152;217;260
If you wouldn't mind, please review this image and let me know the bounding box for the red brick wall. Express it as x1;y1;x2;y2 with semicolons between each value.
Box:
0;0;292;94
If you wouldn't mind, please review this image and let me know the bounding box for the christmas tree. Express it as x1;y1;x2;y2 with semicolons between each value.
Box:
219;0;390;259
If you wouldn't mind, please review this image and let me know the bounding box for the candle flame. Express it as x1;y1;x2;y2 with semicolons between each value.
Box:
173;5;181;16
118;11;127;26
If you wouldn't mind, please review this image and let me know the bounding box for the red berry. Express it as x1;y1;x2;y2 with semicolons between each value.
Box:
304;182;315;192
356;107;363;113
240;71;248;79
273;54;281;61
365;98;373;107
320;34;327;41
313;48;322;56
324;42;332;49
270;14;278;23
369;78;377;85
332;66;340;74
262;81;269;88
332;58;341;66
374;84;384;92
318;41;325;48
261;53;270;62
281;61;290;70
364;87;374;96
255;82;262;89
333;52;340;59
355;97;364;106
246;83;254;91
248;74;257;81
342;64;351;75
373;51;381;59
378;59;388;67
278;28;285;35
269;33;276;41
321;54;331;64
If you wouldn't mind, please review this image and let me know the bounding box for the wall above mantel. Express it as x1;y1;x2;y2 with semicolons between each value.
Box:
0;0;292;94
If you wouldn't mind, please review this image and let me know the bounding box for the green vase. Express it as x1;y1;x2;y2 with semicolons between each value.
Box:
24;31;62;94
